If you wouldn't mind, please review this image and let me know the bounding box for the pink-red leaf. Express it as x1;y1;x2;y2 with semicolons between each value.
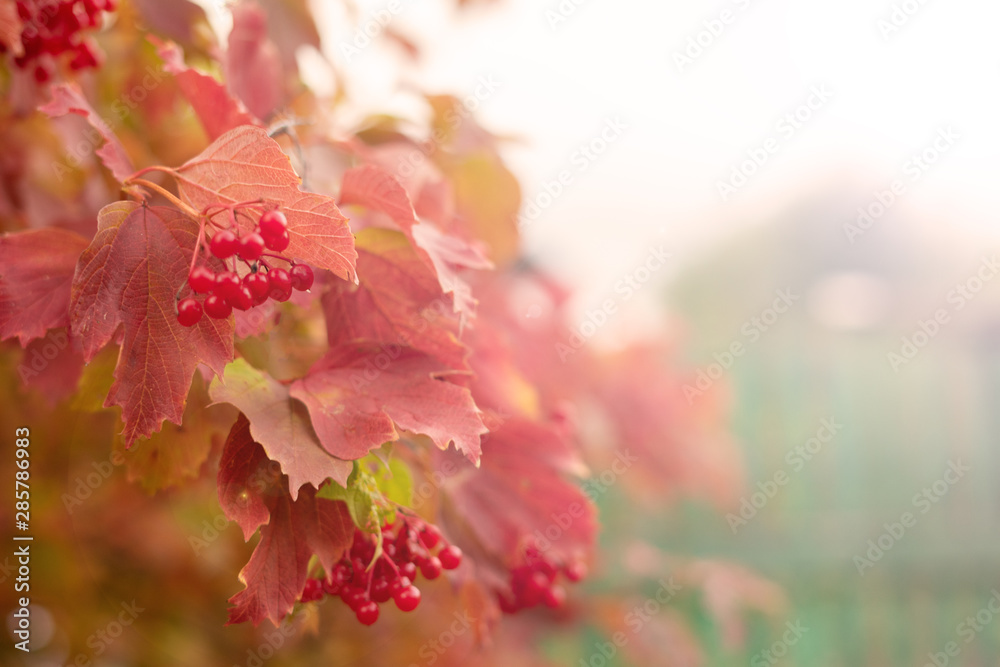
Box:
226;2;283;120
69;202;234;447
289;343;485;464
209;358;354;497
0;228;89;345
156;39;261;141
323;228;467;370
39;83;136;183
171;126;357;283
218;414;273;540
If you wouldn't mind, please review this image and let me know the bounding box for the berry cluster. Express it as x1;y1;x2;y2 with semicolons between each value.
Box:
176;206;315;327
299;517;463;626
495;545;585;614
2;0;115;82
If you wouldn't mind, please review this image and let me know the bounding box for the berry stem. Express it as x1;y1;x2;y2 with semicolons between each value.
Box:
126;178;200;219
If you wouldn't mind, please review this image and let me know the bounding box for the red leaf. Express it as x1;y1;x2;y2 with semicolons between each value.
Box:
170;126;357;283
0;0;22;55
0;228;89;345
155;39;261;141
131;0;209;46
220;419;354;626
323;228;467;370
226;2;284;120
69;202;234;447
39;83;136;184
339;164;490;320
209;359;354;496
440;419;595;565
289;343;486;464
218;414;272;540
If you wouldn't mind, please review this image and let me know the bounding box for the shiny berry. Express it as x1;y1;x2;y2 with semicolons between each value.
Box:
258;210;288;237
438;545;462;570
229;285;254;311
176;298;202;327
543;585;566;609
262;227;290;252
563;561;586;583
355;601;379;626
419;556;442;580
393;585;421;612
370;578;392;603
210;230;238;259
204;295;232;319
290;264;314;291
213;271;241;300
188;266;216;293
268;268;293;301
419;525;441;550
239;232;265;261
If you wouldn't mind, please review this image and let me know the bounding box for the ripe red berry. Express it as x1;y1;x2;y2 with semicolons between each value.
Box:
543;585;566;609
419;556;442;580
419;526;441;550
210;230;238;259
355;601;379;626
244;272;270;302
262;227;290;252
239;232;266;261
290;264;314;291
258;210;288;237
399;561;417;581
176;298;202;327
341;586;368;611
563;561;586;583
204;295;232;319
213;271;241;299
301;578;323;603
188;266;216;293
268;268;293;301
438;545;462;570
229;285;254;311
393;585;421;612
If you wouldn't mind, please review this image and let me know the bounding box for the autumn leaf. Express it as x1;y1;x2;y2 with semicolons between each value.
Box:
69;201;234;447
39;83;136;183
156;39;261;141
169;126;357;283
208;358;353;496
339;163;490;320
0;228;89;345
439;418;595;566
323;228;468;370
289;343;486;464
220;417;354;626
0;1;22;56
226;3;284;120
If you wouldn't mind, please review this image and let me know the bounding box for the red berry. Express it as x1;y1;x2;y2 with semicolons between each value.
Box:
210;230;238;259
213;271;241;299
438;545;462;570
419;525;441;550
370;577;392;603
176;298;202;327
389;575;411;596
341;586;368;610
188;266;216;293
229;285;254;311
355;601;379;626
204;295;232;319
497;591;519;614
262;227;290;252
244;272;270;301
301;578;323;602
268;268;292;301
239;232;265;261
419;556;442;580
288;264;314;291
393;585;421;612
563;561;586;583
258;210;288;237
543;585;566;609
399;562;417;581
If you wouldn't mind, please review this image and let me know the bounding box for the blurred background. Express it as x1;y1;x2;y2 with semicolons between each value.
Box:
283;0;1000;663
